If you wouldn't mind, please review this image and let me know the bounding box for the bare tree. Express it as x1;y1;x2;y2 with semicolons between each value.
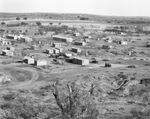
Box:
50;82;99;119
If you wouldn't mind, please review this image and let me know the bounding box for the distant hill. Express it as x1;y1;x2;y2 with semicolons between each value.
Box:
1;12;150;25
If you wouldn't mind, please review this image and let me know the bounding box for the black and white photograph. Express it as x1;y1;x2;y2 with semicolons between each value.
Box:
0;0;150;119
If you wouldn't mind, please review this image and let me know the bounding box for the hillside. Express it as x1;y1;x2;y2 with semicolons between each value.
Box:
1;12;150;24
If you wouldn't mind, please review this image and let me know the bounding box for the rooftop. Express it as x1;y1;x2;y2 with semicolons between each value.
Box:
53;35;72;39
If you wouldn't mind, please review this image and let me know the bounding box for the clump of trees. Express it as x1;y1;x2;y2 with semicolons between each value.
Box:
21;22;28;25
7;24;21;27
0;29;5;33
1;22;5;25
49;22;53;25
80;17;90;20
16;17;20;20
39;25;77;34
36;21;42;26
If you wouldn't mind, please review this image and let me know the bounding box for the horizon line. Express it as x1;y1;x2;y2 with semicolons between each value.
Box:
0;12;150;18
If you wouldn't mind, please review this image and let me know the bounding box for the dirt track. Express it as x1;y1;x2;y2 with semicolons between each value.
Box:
0;64;39;89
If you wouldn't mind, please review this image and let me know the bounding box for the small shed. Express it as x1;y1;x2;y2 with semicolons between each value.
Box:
7;46;15;51
31;45;39;50
84;39;90;43
35;59;47;66
71;47;82;53
53;49;60;54
74;41;86;46
52;43;61;48
64;53;72;58
146;43;150;47
119;41;128;45
72;57;89;65
73;33;80;36
102;45;113;49
24;56;35;64
2;50;14;57
6;34;14;39
18;35;33;42
53;35;73;42
46;49;54;54
55;48;63;53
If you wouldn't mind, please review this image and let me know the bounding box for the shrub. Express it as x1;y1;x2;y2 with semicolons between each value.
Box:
23;17;28;20
1;22;5;25
21;22;28;25
36;21;42;26
16;17;20;20
49;22;53;25
0;29;5;33
80;17;89;20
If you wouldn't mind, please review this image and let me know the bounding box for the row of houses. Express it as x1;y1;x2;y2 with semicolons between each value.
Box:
5;34;32;42
24;55;89;66
46;48;62;54
24;56;47;66
1;33;90;66
103;36;128;45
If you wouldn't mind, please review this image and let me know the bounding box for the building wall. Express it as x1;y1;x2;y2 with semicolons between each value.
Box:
53;43;61;47
46;49;54;54
2;51;6;56
74;42;86;46
53;37;66;42
53;36;73;42
82;59;89;65
73;58;82;64
54;49;60;54
35;60;47;66
67;38;73;42
7;47;15;51
2;50;14;56
24;58;35;64
72;48;81;53
72;58;89;65
56;48;63;52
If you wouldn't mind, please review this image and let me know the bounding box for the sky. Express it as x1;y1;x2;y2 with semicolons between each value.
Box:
0;0;150;16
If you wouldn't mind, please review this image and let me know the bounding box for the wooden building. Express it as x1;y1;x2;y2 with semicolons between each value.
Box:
53;35;73;42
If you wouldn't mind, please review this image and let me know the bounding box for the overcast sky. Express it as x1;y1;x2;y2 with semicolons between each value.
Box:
0;0;150;16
